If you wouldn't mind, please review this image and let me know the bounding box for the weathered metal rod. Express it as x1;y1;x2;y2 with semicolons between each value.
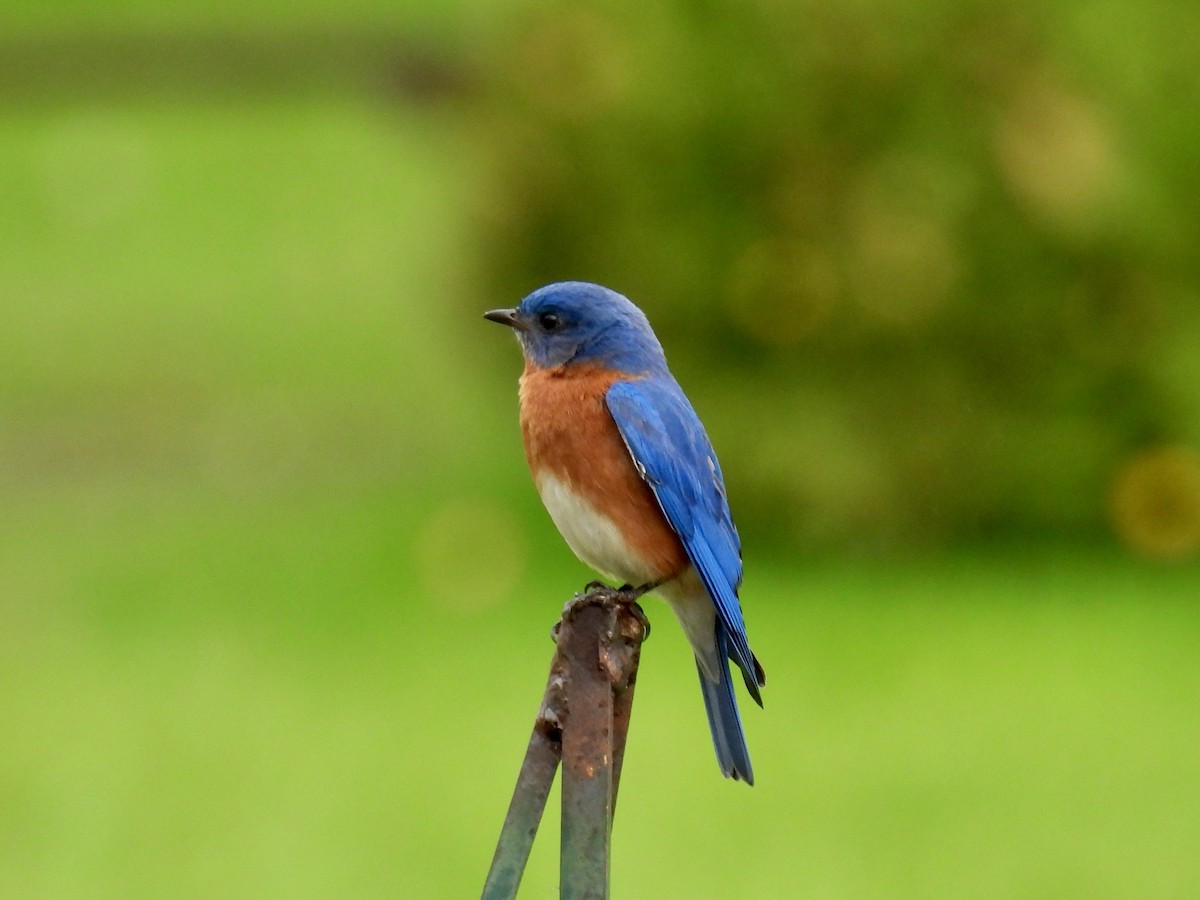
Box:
559;601;615;899
481;652;566;900
605;602;646;817
481;589;647;900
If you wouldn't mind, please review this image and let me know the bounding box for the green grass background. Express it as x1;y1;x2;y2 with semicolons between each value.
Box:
2;13;1199;897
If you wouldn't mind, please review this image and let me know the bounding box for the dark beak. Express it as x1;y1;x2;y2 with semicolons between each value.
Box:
483;308;525;330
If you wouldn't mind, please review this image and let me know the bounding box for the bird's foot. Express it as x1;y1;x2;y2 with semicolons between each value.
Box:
551;582;653;644
615;581;659;602
607;583;655;640
619;598;651;641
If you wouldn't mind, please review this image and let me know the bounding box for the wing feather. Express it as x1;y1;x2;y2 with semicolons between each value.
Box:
605;378;762;703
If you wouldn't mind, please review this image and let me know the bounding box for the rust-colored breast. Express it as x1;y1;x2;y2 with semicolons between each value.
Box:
518;361;688;583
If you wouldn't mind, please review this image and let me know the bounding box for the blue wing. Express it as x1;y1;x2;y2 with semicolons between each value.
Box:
606;377;763;705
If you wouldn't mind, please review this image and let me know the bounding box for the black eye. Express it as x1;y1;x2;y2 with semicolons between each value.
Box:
538;312;562;332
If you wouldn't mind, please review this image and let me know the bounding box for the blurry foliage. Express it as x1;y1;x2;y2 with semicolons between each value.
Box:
469;0;1200;557
2;7;1199;896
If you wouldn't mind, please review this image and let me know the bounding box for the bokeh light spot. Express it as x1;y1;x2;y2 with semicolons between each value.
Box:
995;78;1116;231
1110;446;1200;560
844;153;965;330
848;210;960;329
726;240;840;346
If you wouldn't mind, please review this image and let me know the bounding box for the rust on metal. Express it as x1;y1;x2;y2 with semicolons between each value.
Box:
559;599;616;898
482;652;566;900
482;587;648;900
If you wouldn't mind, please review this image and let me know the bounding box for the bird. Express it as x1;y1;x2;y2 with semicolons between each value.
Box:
485;281;765;784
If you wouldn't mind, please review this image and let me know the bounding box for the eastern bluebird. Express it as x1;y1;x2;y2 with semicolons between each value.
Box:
485;281;765;784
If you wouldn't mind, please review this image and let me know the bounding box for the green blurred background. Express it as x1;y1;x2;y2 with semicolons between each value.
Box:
2;0;1198;896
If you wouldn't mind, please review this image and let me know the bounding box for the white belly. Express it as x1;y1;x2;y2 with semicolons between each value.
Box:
535;472;656;585
536;472;719;666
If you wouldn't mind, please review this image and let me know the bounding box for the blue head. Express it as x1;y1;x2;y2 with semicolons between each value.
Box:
485;282;669;374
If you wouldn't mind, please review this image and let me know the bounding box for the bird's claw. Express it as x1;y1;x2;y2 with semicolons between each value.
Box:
623;601;651;641
552;582;653;644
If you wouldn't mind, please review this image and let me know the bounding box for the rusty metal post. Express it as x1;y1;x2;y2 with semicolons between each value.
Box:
605;604;644;816
558;601;615;897
482;588;647;900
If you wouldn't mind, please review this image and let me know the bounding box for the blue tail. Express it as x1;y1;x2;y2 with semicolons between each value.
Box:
697;629;755;785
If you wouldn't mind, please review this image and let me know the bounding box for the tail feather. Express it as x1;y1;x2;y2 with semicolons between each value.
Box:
697;630;754;785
